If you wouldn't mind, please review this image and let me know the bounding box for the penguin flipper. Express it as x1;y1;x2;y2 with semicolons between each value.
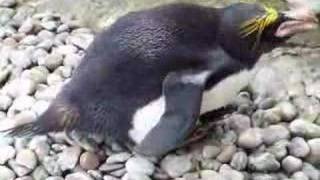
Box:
135;70;211;157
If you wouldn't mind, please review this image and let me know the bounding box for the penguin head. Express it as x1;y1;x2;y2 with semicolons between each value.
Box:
217;2;318;62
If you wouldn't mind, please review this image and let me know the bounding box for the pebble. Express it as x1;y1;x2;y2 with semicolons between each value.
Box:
63;53;82;68
103;175;120;180
18;18;34;34
0;0;16;7
106;152;131;164
16;177;33;180
200;170;225;180
80;152;100;170
201;159;221;171
266;140;289;160
248;152;280;172
6;78;36;98
66;33;94;49
40;53;63;71
8;159;31;176
37;39;54;50
219;164;245;180
277;101;298;121
20;35;39;45
306;138;320;165
0;145;16;164
125;157;155;176
27;66;50;84
47;73;64;86
28;136;50;160
42;156;62;176
46;177;64;180
65;172;94;180
8;96;35;116
32;166;49;180
31;100;50;116
202;145;221;159
302;163;320;180
56;45;78;55
9;50;32;69
227;114;251;133
99;163;124;173
262;125;290;145
282;156;303;174
57;146;81;171
0;95;12;111
16;149;37;170
288;137;310;158
160;155;193;178
230;151;248;171
0;8;15;25
251;173;278;180
217;145;237;163
262;109;282;124
122;173;151;180
237;128;263;149
290;119;320;138
292;171;309;180
41;21;59;31
0;165;15;180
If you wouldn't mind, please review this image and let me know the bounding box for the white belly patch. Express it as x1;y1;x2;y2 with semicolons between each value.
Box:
128;70;252;144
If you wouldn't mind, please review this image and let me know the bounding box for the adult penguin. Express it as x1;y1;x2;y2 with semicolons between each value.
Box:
3;1;318;156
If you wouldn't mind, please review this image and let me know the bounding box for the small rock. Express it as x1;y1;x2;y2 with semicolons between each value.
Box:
201;159;221;171
47;73;64;86
110;168;126;177
292;171;309;180
46;177;64;180
27;66;50;84
277;101;297;121
65;172;94;180
288;137;310;158
16;177;33;180
237;128;263;149
32;166;49;180
0;95;12;111
217;145;237;163
20;35;39;45
302;163;320;180
227;114;251;133
80;152;100;170
16;149;37;170
282;156;303;174
37;39;54;50
57;146;81;171
126;157;155;176
122;173;151;180
202;145;221;159
219;164;245;180
230;151;248;171
0;0;16;7
0;145;16;164
6;78;36;98
266;140;289;160
9;50;32;69
41;21;59;31
63;53;82;68
258;97;276;110
290;119;320;138
0;8;15;25
18;18;34;33
67;33;94;49
262;125;290;145
106;152;131;164
40;53;63;71
160;155;193;178
307;138;320;165
8;159;31;176
262;109;282;124
0;165;15;180
57;24;69;33
31;100;50;116
103;175;119;180
248;152;280;172
8;96;36;116
42;156;62;176
251;173;278;180
221;130;238;145
200;170;225;180
28;136;50;160
56;45;78;55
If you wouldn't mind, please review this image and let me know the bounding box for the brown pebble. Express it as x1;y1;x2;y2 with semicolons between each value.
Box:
79;152;100;170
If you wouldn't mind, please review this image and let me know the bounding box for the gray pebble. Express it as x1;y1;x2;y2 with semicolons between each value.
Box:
237;128;263;149
302;163;320;180
248;152;280;172
282;156;303;174
16;149;37;170
219;164;245;180
122;173;151;180
46;177;64;180
106;152;131;164
32;166;49;180
230;151;248;171
266;140;289;160
202;145;221;159
306;138;320;165
217;145;237;163
262;109;282;124
251;173;278;180
258;97;276;110
201;159;221;171
63;53;82;69
160;155;193;178
42;156;62;176
99;163;124;173
290;119;320;138
41;21;59;31
200;170;225;180
262;125;290;145
292;171;309;180
109;168;126;177
0;145;15;164
65;172;94;180
0;0;16;7
40;53;63;71
227;114;251;133
277;101;297;121
87;170;103;180
57;146;81;171
0;165;15;180
288;137;310;158
125;157;155;176
0;8;15;25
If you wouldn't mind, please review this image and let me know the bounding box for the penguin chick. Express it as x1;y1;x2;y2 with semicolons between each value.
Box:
3;2;318;157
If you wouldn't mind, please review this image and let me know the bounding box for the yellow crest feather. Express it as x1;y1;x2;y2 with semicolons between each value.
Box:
239;5;279;48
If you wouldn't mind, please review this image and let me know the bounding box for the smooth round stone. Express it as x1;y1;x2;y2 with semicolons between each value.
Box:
46;177;64;180
201;170;225;180
37;39;54;50
248;153;280;172
40;53;63;71
227;114;251;133
55;45;78;55
302;163;320;180
16;149;37;170
262;125;290;145
258;97;276;110
219;164;245;180
80;152;100;170
237;128;263;149
109;168;126;177
27;66;50;84
18;18;34;33
292;171;309;180
266;140;289;160
277;101;297;121
28;136;50;160
0;95;12;111
288;137;310;158
8;159;31;176
65;172;94;180
0;0;16;7
230;151;248;171
57;24;70;33
16;176;33;180
201;159;221;171
9;50;32;69
63;53;82;68
122;173;151;180
20;35;40;45
217;145;237;163
262;109;282;124
32;48;49;64
0;145;16;164
6;78;36;98
38;30;55;40
47;73;64;86
66;33;94;49
202;145;221;159
289;119;320;138
42;156;62;176
57;146;81;171
8;95;36;116
160;155;193;178
251;173;278;180
282;156;303;174
125;157;155;176
41;21;59;31
32;166;49;180
0;165;15;180
106;152;131;164
306;139;320;165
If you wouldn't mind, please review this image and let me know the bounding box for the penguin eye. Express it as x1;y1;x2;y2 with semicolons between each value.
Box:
239;5;279;48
